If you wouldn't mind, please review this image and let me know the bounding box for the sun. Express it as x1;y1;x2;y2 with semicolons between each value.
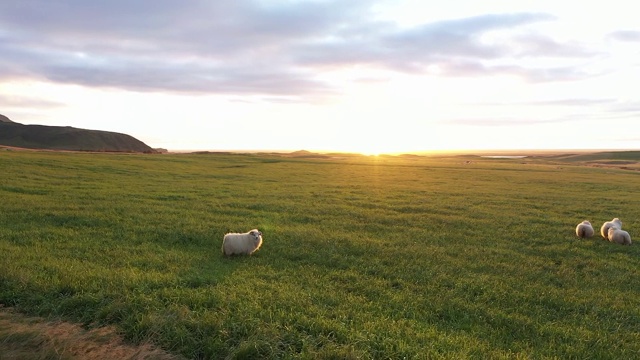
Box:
344;142;404;156
333;141;386;156
360;148;381;156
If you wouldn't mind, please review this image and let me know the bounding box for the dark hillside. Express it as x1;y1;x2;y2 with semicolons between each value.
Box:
0;115;154;153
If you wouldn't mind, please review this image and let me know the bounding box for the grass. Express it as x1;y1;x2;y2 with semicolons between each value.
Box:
0;306;182;359
1;150;640;359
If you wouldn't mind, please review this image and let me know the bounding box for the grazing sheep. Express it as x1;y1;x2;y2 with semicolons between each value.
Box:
600;218;622;240
608;227;632;245
575;220;595;238
222;229;263;256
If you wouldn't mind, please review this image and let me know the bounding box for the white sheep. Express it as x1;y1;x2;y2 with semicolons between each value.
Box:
600;218;622;240
222;229;263;256
575;220;595;238
608;227;632;245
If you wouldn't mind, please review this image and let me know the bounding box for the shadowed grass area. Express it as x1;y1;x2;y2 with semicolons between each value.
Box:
1;151;639;358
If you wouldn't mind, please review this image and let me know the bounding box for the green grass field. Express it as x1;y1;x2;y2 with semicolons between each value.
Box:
1;150;639;359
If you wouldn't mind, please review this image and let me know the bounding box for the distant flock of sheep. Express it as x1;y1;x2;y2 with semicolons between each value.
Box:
576;218;632;245
221;220;631;257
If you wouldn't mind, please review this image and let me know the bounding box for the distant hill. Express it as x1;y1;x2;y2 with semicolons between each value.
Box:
0;114;154;153
0;114;14;123
546;151;640;162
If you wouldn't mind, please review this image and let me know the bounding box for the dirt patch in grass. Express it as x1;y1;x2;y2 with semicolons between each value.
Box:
0;307;183;360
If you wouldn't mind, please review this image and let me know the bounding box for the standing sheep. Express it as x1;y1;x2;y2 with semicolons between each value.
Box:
222;229;263;256
600;218;622;240
575;220;595;238
608;227;632;245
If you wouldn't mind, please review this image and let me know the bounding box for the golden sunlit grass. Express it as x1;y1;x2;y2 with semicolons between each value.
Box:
1;150;639;358
0;306;182;360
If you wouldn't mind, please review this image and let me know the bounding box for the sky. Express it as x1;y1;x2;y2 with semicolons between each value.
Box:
1;0;639;154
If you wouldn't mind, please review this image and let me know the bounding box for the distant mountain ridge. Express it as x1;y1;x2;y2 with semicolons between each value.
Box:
0;114;154;153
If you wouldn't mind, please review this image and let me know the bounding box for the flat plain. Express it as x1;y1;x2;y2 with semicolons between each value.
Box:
1;150;639;359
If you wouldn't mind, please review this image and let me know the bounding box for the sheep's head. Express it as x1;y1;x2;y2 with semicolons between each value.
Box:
249;229;263;243
613;218;622;226
249;229;262;248
583;220;591;225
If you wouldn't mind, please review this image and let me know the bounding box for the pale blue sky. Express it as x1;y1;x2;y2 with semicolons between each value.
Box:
1;0;638;153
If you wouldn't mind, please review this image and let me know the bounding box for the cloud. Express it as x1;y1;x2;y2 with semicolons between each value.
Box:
0;1;603;96
0;94;63;109
0;0;370;96
445;99;640;128
609;101;640;113
444;117;570;127
608;30;640;42
525;98;617;106
38;59;335;96
0;93;64;123
480;98;617;107
515;99;640;116
295;13;561;68
509;34;598;58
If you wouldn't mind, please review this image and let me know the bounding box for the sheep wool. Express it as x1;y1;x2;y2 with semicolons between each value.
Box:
600;218;622;240
575;220;595;238
608;228;632;246
222;229;263;256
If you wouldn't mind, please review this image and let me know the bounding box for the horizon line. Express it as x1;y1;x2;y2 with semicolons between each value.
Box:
163;148;640;156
